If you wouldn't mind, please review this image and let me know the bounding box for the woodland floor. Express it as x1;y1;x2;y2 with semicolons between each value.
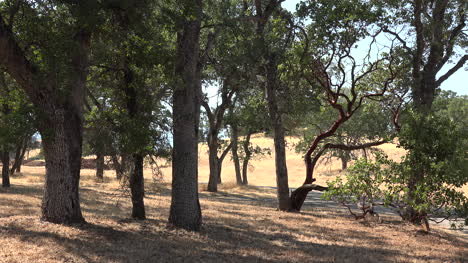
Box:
0;136;467;262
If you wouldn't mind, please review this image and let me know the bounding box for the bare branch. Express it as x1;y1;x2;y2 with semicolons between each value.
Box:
436;54;468;86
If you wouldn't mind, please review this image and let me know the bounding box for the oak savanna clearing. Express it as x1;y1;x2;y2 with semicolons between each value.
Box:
0;136;466;263
1;0;468;262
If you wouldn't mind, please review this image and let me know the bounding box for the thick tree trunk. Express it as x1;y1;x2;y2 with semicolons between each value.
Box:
96;152;104;181
169;1;203;231
0;9;91;224
265;55;290;211
231;125;242;185
40;107;85;224
1;150;10;187
130;153;145;219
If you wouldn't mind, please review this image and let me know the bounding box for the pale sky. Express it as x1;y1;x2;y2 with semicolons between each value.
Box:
282;0;467;95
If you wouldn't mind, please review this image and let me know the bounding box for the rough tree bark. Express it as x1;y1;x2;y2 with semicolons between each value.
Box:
169;0;203;231
40;106;85;223
0;14;90;223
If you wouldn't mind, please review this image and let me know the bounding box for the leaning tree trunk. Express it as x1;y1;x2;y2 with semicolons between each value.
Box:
40;106;85;224
14;137;28;173
169;1;203;231
1;150;10;187
265;55;290;211
230;125;242;185
130;153;145;219
216;142;232;185
10;139;23;175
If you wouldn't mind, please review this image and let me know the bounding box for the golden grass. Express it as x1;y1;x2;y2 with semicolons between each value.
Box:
0;171;466;263
0;136;466;262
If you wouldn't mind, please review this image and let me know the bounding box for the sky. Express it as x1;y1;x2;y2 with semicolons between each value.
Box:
281;0;467;96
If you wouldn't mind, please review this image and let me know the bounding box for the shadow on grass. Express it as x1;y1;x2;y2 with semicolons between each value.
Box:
0;180;466;263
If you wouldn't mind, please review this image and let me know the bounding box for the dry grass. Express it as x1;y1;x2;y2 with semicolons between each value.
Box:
0;136;467;263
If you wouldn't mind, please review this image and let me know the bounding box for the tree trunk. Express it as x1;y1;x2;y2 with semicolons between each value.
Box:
340;153;348;170
0;8;91;224
1;150;10;187
169;0;203;231
207;135;219;192
96;152;104;181
40;107;85;224
15;138;28;173
217;141;232;186
112;154;129;180
231;125;242;185
217;161;222;184
241;132;252;185
111;155;122;180
10;135;29;174
265;55;290;211
362;149;368;160
130;153;145;219
10;141;22;175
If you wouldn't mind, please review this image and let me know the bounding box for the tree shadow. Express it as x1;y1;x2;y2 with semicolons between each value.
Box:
0;179;465;262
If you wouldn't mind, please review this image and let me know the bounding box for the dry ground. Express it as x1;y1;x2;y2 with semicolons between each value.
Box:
0;135;467;263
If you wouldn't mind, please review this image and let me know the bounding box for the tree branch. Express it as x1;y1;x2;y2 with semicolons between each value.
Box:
436;55;468;86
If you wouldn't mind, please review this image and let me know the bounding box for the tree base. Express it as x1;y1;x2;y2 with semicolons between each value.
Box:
290;184;328;212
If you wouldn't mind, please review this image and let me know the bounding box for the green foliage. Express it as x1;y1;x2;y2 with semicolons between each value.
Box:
0;73;36;152
323;154;395;217
395;112;468;221
324;111;468;225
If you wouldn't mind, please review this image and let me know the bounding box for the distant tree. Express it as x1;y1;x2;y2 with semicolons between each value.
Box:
228;91;271;185
86;1;172;219
0;72;36;186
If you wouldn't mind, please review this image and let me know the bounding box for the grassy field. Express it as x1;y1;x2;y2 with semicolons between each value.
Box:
0;135;466;262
